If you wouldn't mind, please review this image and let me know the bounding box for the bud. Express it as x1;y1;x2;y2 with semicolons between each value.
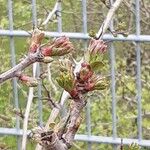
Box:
69;88;78;98
41;36;74;56
19;75;38;87
85;82;95;91
56;73;75;93
43;56;53;63
79;62;93;81
86;39;107;72
117;22;127;31
41;46;53;56
88;39;107;54
29;28;45;53
56;59;75;93
93;78;108;90
86;75;109;91
88;30;96;38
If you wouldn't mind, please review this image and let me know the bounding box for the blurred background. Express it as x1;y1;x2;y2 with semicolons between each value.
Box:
0;0;150;149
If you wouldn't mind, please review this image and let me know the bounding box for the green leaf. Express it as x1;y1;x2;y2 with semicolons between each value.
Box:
128;143;140;150
90;61;105;72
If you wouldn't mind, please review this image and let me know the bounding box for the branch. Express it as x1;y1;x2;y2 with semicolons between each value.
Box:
35;59;84;150
35;97;86;150
0;51;43;84
38;131;67;150
47;63;57;93
62;98;86;148
21;87;34;150
42;0;61;25
35;107;61;150
96;0;123;39
21;62;38;150
35;87;67;150
0;27;46;85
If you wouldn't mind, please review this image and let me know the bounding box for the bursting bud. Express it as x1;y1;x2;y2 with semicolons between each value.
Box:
41;36;74;56
29;28;45;53
19;75;38;87
56;59;75;93
86;39;107;72
79;62;93;81
88;39;107;54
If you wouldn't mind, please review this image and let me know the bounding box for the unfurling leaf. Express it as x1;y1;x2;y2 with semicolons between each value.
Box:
56;59;75;93
88;39;107;54
90;61;105;72
56;76;64;88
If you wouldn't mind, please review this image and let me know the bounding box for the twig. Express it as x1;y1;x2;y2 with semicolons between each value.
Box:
0;55;36;84
21;63;37;150
0;49;44;84
60;90;70;106
41;77;57;108
47;63;57;93
21;87;34;150
123;0;149;26
96;0;123;39
63;98;86;148
42;0;61;25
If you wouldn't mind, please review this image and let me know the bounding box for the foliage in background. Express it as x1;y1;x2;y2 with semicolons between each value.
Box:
0;0;150;149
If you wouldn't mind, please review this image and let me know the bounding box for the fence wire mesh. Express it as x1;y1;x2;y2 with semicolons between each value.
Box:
0;0;150;149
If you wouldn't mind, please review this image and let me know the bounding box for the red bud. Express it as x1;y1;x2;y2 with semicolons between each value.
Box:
70;88;78;98
41;47;53;56
19;75;38;87
88;39;107;54
85;82;94;91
